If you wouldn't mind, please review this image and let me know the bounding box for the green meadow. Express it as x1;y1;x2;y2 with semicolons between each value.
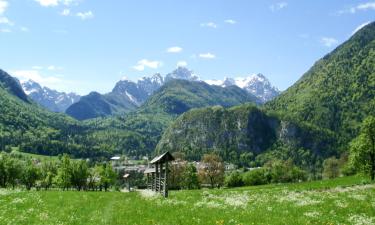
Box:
1;176;374;225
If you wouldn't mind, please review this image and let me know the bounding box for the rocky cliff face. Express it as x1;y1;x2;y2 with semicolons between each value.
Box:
156;104;336;160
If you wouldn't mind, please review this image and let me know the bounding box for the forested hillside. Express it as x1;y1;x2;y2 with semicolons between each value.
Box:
265;22;375;147
140;79;259;115
156;104;336;171
1;70;259;159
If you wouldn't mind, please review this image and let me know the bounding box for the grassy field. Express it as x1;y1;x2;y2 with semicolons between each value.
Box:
0;176;374;225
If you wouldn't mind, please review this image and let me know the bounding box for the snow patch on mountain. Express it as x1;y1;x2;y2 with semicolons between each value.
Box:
21;80;80;112
205;74;280;103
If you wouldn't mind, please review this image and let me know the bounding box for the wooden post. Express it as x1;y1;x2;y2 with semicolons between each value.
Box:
158;163;163;193
164;161;168;197
155;164;159;192
152;173;155;191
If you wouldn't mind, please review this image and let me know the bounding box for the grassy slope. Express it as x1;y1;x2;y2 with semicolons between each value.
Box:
1;176;374;225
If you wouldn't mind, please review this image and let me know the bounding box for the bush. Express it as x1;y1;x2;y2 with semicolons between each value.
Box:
265;160;307;183
243;168;269;186
224;171;244;187
322;157;340;179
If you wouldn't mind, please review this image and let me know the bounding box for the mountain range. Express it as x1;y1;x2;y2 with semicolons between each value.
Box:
21;80;80;112
65;67;274;120
0;21;373;167
205;73;280;103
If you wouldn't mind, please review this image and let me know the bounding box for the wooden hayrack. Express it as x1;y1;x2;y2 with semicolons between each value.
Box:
144;152;174;197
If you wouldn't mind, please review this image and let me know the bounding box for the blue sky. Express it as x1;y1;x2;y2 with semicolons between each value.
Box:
0;0;374;95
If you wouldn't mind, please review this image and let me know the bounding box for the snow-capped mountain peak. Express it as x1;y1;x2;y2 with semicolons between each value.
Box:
20;80;80;112
165;67;200;82
205;73;280;103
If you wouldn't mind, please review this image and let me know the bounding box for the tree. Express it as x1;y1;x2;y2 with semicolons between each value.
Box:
181;163;200;189
198;154;224;188
40;161;57;190
169;159;187;190
322;157;340;179
71;160;89;191
349;116;375;180
6;157;22;189
54;154;72;190
22;160;40;190
99;163;116;191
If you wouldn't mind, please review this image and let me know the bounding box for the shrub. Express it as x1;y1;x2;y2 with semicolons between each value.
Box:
243;168;269;186
224;171;244;187
322;157;340;179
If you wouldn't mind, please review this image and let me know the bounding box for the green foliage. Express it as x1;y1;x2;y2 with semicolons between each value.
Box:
157;103;337;173
243;168;269;186
349;116;375;180
181;163;200;190
22;160;40;190
224;171;244;187
265;160;307;183
265;22;375;148
198;154;225;188
322;157;341;179
98;163;117;191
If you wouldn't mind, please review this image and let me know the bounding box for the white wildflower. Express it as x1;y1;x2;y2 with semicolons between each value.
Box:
348;214;375;225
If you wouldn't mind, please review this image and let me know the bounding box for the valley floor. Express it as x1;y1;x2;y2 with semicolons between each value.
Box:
0;176;374;225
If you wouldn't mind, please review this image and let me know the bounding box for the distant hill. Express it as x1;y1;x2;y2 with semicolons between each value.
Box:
0;69;29;102
140;79;260;115
265;21;375;146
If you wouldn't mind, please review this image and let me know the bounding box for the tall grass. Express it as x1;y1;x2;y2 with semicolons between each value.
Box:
0;176;374;225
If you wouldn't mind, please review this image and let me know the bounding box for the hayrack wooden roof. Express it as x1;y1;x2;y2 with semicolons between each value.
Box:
150;152;174;164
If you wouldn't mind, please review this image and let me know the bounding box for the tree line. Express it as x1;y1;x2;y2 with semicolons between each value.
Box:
0;153;117;191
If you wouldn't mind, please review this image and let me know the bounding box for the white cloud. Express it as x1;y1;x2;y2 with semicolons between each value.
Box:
357;2;375;11
11;69;77;92
76;11;94;20
132;59;162;71
61;8;70;16
20;26;29;32
166;46;183;53
339;2;375;14
47;65;56;70
320;37;338;47
0;16;13;26
32;66;43;70
0;0;8;15
199;53;216;59
352;21;371;35
177;61;187;67
11;70;62;86
47;65;63;71
0;28;11;33
200;22;217;28
224;19;237;24
270;2;288;12
62;0;81;6
34;0;59;7
34;0;80;7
